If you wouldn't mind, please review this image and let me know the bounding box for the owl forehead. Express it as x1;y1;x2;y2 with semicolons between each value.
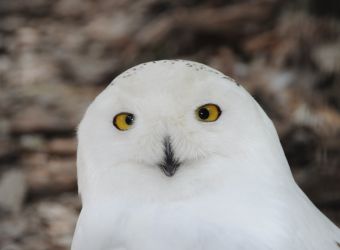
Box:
102;60;241;111
110;60;237;88
116;60;220;79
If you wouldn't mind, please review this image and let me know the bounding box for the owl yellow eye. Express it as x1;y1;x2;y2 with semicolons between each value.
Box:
113;113;135;131
196;104;221;122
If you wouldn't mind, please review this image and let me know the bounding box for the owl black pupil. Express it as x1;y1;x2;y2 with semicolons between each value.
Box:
199;108;210;120
125;114;134;125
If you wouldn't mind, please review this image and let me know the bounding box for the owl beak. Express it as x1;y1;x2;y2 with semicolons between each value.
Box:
158;136;180;177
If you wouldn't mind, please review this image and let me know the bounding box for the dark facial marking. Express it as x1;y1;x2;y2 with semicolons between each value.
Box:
158;136;180;177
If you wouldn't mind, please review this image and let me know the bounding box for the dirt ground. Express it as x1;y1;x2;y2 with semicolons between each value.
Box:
0;0;339;249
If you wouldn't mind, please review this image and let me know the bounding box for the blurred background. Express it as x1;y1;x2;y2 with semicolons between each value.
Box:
0;0;339;249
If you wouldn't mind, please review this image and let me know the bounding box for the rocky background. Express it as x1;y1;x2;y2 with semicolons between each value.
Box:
0;0;339;249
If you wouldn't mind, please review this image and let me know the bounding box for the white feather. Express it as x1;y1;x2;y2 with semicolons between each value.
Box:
72;60;340;250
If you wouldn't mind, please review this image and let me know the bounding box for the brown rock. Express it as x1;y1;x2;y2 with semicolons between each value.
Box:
47;138;77;156
0;193;80;250
24;154;77;196
37;200;78;249
0;168;26;214
294;164;340;206
313;41;340;74
19;135;45;152
10;107;74;135
175;1;277;37
0;138;18;161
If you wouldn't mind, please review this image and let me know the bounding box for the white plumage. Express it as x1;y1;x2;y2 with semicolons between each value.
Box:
72;60;340;250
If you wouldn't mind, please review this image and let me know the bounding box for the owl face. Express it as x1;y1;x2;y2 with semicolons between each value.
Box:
77;60;278;200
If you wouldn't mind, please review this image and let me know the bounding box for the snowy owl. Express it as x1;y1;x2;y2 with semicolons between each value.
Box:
72;60;340;250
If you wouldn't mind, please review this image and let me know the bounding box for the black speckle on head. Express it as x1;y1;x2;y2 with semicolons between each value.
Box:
109;60;241;89
222;75;240;87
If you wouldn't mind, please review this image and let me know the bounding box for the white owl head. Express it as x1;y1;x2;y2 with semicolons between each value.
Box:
77;60;290;203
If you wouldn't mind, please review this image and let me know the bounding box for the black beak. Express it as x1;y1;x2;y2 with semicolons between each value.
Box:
158;137;180;177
